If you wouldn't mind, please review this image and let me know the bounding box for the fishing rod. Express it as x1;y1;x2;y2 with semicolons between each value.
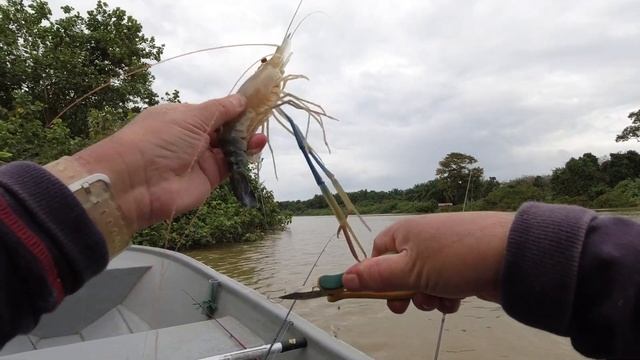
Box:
199;337;307;360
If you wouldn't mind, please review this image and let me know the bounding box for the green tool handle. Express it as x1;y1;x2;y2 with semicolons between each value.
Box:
319;272;416;302
318;273;344;290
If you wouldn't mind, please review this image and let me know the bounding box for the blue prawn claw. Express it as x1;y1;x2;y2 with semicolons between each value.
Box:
277;108;368;262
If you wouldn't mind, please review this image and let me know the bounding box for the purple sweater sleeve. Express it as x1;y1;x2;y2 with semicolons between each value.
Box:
502;202;640;358
0;162;108;347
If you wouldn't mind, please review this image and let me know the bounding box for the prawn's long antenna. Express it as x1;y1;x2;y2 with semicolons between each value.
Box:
283;0;304;39
155;43;278;66
51;43;278;125
290;11;326;39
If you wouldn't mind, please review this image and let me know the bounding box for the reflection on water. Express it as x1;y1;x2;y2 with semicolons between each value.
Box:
185;215;585;359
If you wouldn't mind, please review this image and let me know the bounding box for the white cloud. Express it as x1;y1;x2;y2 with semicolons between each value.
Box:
50;0;640;200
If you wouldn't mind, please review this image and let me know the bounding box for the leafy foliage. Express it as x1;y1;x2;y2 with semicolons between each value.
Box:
279;185;441;216
616;110;640;143
0;0;162;136
600;150;640;187
435;152;484;204
593;179;640;209
475;177;548;211
404;180;446;203
136;174;292;250
550;153;608;200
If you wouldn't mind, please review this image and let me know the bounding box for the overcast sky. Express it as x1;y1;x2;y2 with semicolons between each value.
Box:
51;0;640;200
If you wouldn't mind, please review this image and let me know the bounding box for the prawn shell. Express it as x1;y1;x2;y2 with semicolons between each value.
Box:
236;65;283;138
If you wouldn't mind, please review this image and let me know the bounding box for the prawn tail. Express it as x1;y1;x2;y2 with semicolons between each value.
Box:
229;169;258;208
220;135;258;208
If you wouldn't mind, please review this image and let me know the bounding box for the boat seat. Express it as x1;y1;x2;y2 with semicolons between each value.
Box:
0;316;263;360
0;266;152;356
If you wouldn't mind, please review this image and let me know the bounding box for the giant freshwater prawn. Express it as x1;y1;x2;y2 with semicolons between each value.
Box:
55;0;369;262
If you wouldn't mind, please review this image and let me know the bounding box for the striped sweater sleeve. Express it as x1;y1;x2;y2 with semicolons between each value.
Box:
0;161;108;347
502;202;640;358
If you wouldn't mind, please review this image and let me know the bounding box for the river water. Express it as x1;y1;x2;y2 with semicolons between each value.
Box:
185;215;585;359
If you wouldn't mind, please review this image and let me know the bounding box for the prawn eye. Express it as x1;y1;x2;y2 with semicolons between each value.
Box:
261;57;268;63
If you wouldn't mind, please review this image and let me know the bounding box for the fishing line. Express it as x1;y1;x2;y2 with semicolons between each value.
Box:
433;170;474;360
50;43;278;125
263;234;336;360
433;313;445;360
183;290;248;350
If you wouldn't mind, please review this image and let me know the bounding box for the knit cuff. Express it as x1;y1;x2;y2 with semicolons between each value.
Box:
0;161;108;294
501;202;595;335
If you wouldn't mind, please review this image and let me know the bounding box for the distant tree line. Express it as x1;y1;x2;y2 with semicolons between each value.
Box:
279;149;640;215
475;150;640;211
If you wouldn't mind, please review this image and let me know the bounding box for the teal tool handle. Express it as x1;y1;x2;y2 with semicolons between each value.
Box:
318;273;344;290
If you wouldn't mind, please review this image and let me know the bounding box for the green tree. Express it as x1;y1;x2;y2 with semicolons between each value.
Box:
161;90;182;104
600;150;640;187
405;180;445;203
477;176;500;199
0;0;164;160
137;169;291;249
593;179;640;209
478;181;546;211
532;175;549;189
435;152;484;204
550;153;608;200
615;109;640;143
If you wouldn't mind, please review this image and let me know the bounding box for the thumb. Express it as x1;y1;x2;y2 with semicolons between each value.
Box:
196;94;246;133
342;251;413;292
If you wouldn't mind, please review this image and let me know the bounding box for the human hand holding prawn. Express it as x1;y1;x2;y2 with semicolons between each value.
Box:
69;94;267;232
342;212;514;314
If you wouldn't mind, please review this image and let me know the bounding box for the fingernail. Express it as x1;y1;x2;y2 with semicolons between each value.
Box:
228;94;246;108
342;273;360;290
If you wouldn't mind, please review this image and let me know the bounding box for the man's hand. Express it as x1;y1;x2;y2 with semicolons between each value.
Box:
342;212;513;314
73;95;266;231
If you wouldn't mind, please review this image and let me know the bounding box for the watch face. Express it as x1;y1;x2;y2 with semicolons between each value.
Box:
71;177;131;258
73;180;109;206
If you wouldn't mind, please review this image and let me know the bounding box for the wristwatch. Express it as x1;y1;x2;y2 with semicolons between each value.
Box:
45;157;132;258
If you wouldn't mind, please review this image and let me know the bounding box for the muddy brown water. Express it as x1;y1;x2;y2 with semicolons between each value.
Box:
185;215;587;359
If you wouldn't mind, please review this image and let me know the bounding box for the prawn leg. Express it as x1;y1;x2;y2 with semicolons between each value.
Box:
277;99;333;152
265;119;279;179
281;74;309;88
276;108;367;261
281;91;334;119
